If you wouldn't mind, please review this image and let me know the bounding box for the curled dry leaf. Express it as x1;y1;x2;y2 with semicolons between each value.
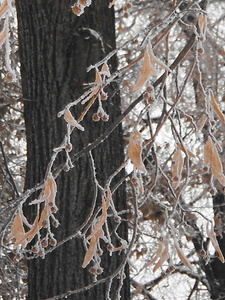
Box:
64;109;84;131
204;136;225;186
210;90;225;123
128;130;146;172
206;222;224;263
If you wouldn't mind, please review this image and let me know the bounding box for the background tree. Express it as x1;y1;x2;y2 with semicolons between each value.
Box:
1;0;225;299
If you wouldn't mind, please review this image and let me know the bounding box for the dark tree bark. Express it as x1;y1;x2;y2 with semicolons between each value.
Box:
205;193;225;300
15;0;130;299
191;192;225;300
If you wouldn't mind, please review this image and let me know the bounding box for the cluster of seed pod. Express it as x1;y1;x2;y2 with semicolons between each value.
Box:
72;0;91;16
123;2;132;18
143;86;154;104
92;107;109;122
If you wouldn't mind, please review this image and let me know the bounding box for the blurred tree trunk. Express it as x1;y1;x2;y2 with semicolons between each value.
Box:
206;193;225;300
15;0;130;299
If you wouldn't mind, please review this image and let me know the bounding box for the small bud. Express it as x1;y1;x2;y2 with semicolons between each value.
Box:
41;240;48;248
114;216;120;223
92;113;100;122
63;164;70;172
49;238;57;246
143;92;149;100
146;86;152;93
13;253;22;262
89;267;96;274
79;0;87;5
200;249;206;256
148;97;154;104
65;143;72;152
96;268;103;274
107;244;113;251
203;166;209;173
31;246;38;253
101;114;109;122
100;92;107;100
50;206;58;213
210;189;216;195
72;4;81;15
52;220;59;228
42;220;48;228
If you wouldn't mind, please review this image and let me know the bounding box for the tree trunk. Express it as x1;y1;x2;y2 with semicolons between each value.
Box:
15;0;130;299
206;193;225;300
191;192;225;300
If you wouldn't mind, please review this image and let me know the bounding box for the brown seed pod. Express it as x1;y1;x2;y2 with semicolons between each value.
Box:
72;4;80;15
92;113;100;122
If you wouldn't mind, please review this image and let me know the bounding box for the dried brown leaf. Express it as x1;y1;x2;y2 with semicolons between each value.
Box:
149;45;171;73
128;130;146;172
172;147;183;189
197;114;207;132
177;143;195;158
204;136;212;165
81;70;101;105
0;20;7;47
10;210;27;247
198;13;207;41
210;91;225;123
25;211;40;243
153;241;168;273
82;228;104;268
174;238;192;270
87;189;111;240
206;222;224;263
64;109;84;131
133;50;157;91
101;63;110;77
144;242;163;268
43;174;57;202
38;206;48;227
0;0;7;18
204;137;225;185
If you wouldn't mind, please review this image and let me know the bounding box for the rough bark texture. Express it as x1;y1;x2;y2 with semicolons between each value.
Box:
16;1;130;299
